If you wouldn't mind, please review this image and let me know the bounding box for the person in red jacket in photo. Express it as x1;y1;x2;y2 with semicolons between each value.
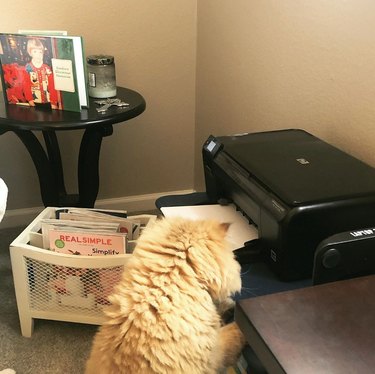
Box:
23;38;60;109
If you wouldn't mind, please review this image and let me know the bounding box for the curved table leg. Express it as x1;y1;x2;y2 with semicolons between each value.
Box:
14;130;60;207
12;125;113;208
43;131;67;198
78;125;113;207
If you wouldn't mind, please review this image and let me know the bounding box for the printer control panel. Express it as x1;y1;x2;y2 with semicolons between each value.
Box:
203;135;223;158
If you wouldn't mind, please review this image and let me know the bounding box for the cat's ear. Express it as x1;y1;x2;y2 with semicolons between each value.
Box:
220;222;231;232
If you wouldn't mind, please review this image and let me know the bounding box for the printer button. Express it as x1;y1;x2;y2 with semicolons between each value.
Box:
322;248;341;269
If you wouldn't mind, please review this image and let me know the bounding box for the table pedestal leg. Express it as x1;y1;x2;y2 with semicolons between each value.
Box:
14;130;60;207
43;131;68;201
13;125;113;207
78;125;113;207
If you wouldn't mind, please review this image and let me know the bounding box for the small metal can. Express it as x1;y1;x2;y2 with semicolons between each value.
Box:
86;55;117;98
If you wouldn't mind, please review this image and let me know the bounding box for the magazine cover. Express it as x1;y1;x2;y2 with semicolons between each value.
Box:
0;33;85;112
47;228;127;256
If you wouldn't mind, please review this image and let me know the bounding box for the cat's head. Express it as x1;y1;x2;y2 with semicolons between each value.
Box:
135;217;242;303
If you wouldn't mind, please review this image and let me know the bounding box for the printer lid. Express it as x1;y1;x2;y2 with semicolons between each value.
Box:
218;129;375;205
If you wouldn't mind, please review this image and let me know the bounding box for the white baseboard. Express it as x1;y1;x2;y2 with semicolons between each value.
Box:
0;189;195;229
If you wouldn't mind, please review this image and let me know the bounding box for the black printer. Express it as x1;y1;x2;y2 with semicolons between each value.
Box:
202;129;375;280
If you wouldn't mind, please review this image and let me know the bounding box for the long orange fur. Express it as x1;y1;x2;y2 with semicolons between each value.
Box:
85;217;245;374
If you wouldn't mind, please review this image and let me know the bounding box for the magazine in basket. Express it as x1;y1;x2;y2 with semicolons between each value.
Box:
9;207;157;337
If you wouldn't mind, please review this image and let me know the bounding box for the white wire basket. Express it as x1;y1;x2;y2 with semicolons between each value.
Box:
10;207;156;337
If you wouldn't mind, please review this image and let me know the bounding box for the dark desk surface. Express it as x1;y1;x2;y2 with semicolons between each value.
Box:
235;275;375;374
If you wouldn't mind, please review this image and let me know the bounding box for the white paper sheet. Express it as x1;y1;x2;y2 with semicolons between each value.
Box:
161;204;258;251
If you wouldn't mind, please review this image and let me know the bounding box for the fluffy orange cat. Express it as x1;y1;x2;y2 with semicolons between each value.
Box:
85;217;245;374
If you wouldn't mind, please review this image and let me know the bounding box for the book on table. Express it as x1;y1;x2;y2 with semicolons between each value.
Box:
0;32;88;112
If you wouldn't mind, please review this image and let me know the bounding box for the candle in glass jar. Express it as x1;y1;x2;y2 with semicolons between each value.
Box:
86;55;117;98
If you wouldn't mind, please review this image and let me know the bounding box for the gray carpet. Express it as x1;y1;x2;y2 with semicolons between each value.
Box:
0;226;97;374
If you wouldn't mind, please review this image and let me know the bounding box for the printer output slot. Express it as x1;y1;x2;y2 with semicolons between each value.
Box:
234;239;265;265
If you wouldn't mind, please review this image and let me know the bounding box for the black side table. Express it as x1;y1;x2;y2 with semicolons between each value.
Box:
0;86;146;207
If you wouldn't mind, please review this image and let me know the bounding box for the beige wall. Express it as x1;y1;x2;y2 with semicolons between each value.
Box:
3;1;375;212
195;0;375;190
0;0;197;210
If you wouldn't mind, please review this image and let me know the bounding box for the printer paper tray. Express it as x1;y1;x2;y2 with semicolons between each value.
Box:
161;204;259;251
